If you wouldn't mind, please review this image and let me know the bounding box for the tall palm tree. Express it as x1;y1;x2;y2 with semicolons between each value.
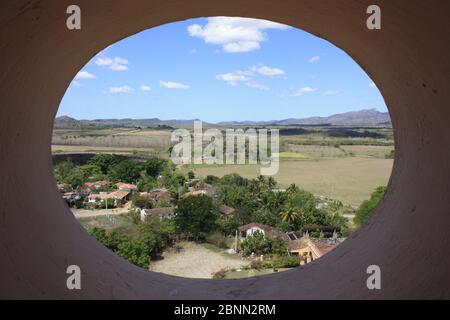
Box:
280;206;300;224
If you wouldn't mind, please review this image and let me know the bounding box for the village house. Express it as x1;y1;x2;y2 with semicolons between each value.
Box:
218;204;236;218
87;190;130;207
191;189;208;196
239;223;345;265
286;228;344;263
147;188;171;201
84;180;109;190
62;191;81;206
238;223;290;242
115;182;137;192
140;207;175;221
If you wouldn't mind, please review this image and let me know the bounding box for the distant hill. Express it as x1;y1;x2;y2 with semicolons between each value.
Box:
54;109;391;128
218;109;391;127
54;116;80;128
54;117;204;128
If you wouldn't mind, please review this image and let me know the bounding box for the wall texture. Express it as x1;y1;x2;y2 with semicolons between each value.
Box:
1;0;450;299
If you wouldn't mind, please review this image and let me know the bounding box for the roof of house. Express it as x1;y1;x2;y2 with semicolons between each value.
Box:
142;207;175;217
149;188;171;199
88;193;110;200
115;182;137;190
310;239;341;256
109;190;130;199
219;204;236;216
287;238;312;251
88;190;130;200
192;189;208;196
239;223;289;241
84;180;108;187
287;237;324;258
302;226;342;233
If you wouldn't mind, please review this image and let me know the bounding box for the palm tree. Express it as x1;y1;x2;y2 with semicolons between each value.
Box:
280;206;300;224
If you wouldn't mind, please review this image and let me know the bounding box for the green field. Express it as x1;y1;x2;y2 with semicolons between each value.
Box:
186;157;393;207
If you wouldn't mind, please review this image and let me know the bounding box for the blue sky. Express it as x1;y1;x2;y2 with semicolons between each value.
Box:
59;17;386;123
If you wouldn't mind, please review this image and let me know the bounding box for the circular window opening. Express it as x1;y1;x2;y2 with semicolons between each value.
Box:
52;17;392;280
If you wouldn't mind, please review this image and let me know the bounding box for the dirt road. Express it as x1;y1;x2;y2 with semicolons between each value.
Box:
149;241;249;279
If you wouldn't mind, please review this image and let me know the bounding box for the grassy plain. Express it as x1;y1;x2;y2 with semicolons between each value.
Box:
186;157;393;207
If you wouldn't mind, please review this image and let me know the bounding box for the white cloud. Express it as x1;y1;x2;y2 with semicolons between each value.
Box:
96;56;129;71
159;80;190;89
189;49;197;53
216;72;251;86
216;64;284;87
109;85;134;94
292;87;317;97
254;65;285;76
140;85;151;91
75;71;96;80
324;90;340;96
369;82;377;88
188;17;289;53
245;82;270;91
309;56;320;63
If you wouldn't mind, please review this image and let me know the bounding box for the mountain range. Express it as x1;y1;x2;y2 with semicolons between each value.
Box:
54;108;391;128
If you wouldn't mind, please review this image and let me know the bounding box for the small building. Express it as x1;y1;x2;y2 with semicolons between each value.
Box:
84;180;109;189
115;182;137;191
238;223;289;242
287;237;323;263
140;207;175;221
148;188;171;201
87;190;130;206
219;204;236;217
191;189;208;196
62;192;81;205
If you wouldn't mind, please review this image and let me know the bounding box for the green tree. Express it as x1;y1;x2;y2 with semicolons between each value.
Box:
175;195;217;240
240;231;288;256
63;172;84;189
109;160;142;183
354;186;386;225
204;175;219;185
131;194;153;209
77;164;102;179
54;160;75;181
89;228;129;251
88;154;122;174
143;158;166;178
279;206;300;224
116;240;150;268
187;170;195;180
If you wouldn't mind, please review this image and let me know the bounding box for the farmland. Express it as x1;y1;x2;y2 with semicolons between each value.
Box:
52;123;394;207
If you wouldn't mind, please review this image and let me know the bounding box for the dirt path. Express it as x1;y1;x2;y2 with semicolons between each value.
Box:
71;207;129;218
149;241;249;279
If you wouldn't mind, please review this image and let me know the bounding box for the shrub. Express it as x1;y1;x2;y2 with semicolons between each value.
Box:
250;259;263;270
354;186;387;225
212;268;227;279
205;232;229;249
269;255;300;269
240;231;288;257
